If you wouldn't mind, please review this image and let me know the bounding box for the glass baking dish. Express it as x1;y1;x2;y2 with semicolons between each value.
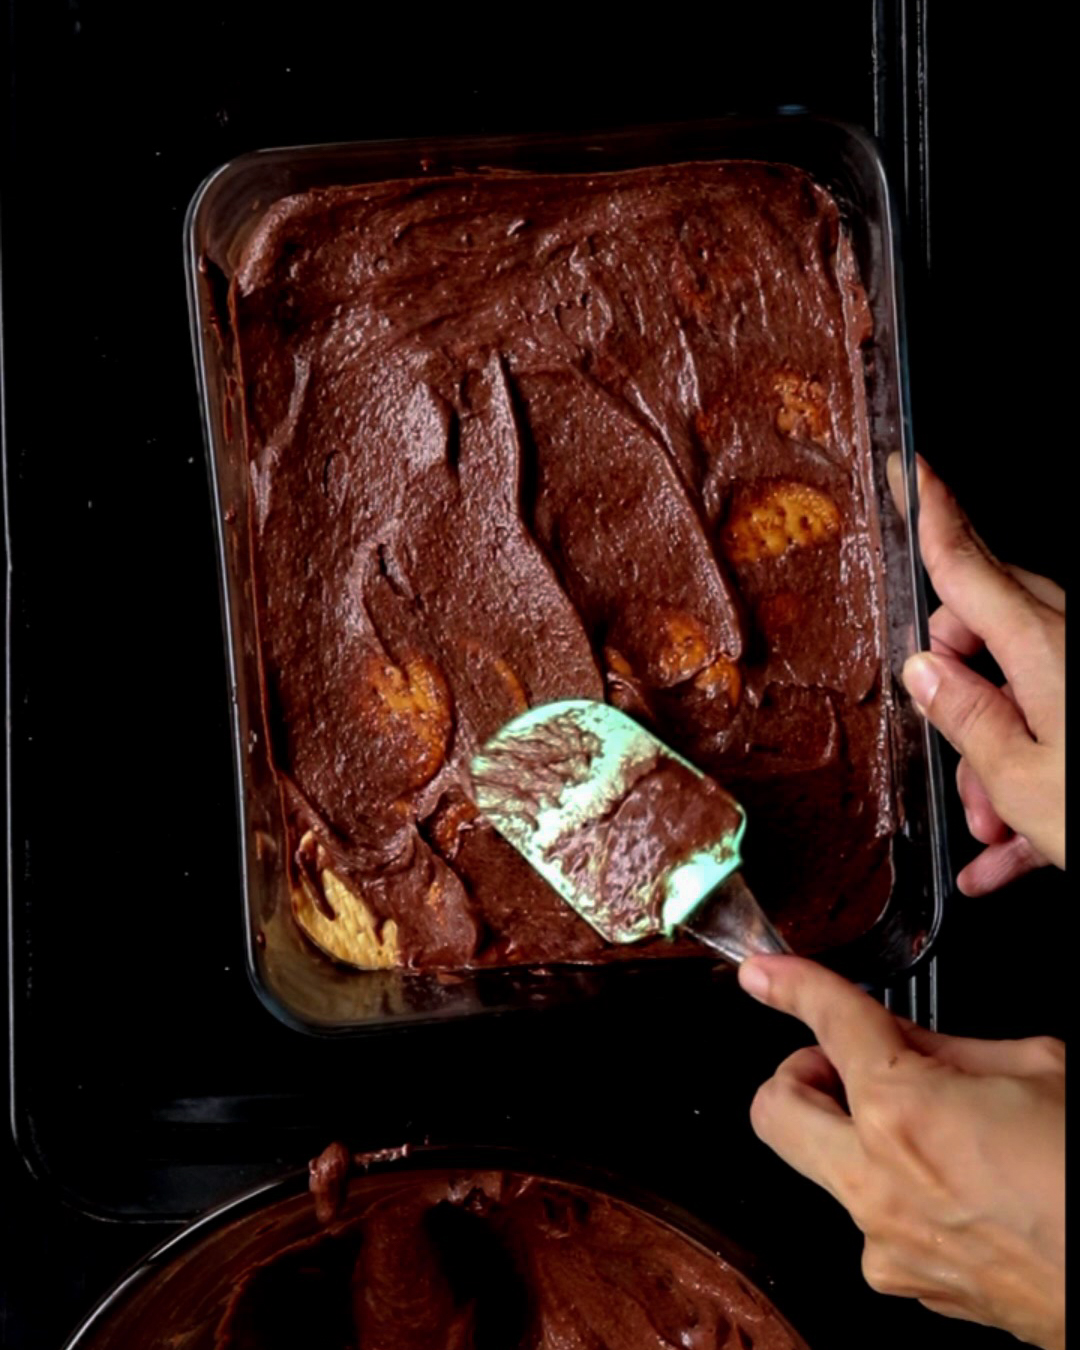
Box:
184;115;948;1033
62;1146;812;1349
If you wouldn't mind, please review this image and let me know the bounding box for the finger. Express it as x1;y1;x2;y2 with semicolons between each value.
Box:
861;1243;939;1300
774;1045;848;1112
749;1057;858;1199
912;456;1052;681
739;956;907;1094
929;568;1063;662
956;834;1047;897
897;1019;1059;1076
885;451;907;518
902;652;1035;799
956;757;1009;846
918;1298;991;1327
1008;565;1065;614
929;602;984;659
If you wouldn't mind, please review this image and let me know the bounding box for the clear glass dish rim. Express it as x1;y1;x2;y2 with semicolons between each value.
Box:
183;112;950;1036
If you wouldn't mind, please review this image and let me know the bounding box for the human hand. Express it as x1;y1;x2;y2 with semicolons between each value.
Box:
739;955;1066;1348
887;454;1065;893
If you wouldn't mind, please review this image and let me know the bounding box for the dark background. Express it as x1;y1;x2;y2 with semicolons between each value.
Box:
1;3;1067;1348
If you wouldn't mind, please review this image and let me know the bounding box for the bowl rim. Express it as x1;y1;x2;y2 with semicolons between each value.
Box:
62;1141;813;1349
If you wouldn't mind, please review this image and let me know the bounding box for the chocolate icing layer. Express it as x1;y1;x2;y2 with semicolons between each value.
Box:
589;759;742;935
213;1158;804;1350
228;159;893;969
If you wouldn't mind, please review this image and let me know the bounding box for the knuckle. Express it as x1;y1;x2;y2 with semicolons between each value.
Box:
924;477;971;545
943;684;998;745
947;527;987;565
748;1078;780;1138
858;1094;905;1147
1005;561;1061;599
1025;1035;1066;1074
861;1244;905;1296
954;756;985;808
808;1002;847;1060
1013;602;1059;658
984;755;1043;833
856;1075;926;1154
841;1164;904;1239
775;1046;815;1079
834;1168;874;1231
1012;833;1044;869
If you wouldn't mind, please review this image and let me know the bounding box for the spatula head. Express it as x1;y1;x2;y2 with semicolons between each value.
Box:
470;700;746;944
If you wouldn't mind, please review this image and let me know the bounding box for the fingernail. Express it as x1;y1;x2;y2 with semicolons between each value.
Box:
885;453;906;517
902;653;941;714
739;959;772;1001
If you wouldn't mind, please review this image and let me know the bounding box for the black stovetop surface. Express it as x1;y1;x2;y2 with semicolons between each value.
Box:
1;4;1066;1347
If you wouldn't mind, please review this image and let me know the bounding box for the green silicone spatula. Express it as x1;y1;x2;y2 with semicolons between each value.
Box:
470;699;790;964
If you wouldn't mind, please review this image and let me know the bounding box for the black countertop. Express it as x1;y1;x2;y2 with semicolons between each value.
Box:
1;4;1066;1347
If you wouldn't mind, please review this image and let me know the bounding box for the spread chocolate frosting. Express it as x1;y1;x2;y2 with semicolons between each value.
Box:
227;159;893;971
211;1149;805;1349
576;758;743;937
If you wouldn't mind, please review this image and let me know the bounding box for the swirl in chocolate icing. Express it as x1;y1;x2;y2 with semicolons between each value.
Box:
227;159;893;970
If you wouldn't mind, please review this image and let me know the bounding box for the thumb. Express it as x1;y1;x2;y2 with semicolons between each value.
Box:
903;652;1035;803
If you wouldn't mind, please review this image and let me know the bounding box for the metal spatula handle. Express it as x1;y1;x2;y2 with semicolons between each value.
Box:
684;872;791;964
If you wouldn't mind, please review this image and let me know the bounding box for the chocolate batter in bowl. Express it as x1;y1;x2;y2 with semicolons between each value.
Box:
62;1148;812;1350
186;118;948;1029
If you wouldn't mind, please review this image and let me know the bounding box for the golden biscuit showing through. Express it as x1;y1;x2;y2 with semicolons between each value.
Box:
458;640;529;717
774;371;830;444
722;481;841;565
602;646;654;720
693;396;734;447
358;653;452;790
491;657;528;713
292;866;401;970
429;794;480;862
670;251;710;319
693;655;743;707
604;646;635;679
653;611;712;687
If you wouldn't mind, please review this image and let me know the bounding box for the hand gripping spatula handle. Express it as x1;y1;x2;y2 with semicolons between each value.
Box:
470;699;790;964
